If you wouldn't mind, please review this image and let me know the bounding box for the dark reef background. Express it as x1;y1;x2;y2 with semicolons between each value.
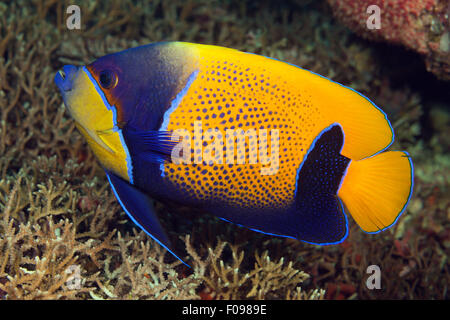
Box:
0;0;448;299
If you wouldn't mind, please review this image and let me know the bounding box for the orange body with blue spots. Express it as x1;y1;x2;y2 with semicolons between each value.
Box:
55;42;413;265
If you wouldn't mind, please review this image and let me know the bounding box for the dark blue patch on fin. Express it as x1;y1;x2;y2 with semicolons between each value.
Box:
123;128;178;164
289;124;351;244
208;124;351;246
105;171;189;267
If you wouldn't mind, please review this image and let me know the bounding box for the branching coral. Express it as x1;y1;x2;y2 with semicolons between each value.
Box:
92;231;202;300
0;176;94;299
0;155;324;300
184;235;323;300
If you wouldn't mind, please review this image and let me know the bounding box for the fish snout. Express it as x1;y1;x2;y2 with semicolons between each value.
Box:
55;65;79;92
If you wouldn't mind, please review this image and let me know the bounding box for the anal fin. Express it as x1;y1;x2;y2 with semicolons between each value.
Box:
105;171;189;267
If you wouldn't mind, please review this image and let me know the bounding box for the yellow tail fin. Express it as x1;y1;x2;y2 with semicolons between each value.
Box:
338;151;413;233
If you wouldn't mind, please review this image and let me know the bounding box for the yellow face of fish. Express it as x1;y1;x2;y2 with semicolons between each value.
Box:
55;65;131;181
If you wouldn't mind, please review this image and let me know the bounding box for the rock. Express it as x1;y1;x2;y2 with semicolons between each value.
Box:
327;0;450;80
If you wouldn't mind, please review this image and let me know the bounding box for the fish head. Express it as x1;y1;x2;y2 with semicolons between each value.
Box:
54;44;171;156
54;59;136;180
54;63;123;153
54;43;198;180
55;43;198;134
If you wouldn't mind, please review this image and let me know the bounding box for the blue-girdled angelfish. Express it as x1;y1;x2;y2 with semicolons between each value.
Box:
54;42;413;266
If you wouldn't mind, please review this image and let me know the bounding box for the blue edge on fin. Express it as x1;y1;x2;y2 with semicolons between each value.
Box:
106;172;190;267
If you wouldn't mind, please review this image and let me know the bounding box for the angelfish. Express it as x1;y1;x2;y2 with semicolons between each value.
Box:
54;42;413;266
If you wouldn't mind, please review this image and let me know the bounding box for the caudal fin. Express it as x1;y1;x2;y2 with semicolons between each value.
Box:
338;151;413;233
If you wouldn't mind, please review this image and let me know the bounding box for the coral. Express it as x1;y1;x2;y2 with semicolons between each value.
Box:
0;0;448;300
326;0;450;80
184;235;323;300
0;155;324;300
91;232;202;300
0;173;114;299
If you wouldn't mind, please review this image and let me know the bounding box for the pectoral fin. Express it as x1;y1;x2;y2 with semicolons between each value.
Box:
105;171;189;267
123;128;179;163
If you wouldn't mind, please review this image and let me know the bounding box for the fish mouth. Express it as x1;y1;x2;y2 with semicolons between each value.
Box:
54;65;79;93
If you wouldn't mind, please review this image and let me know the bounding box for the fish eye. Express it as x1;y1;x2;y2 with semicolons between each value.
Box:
99;70;117;89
